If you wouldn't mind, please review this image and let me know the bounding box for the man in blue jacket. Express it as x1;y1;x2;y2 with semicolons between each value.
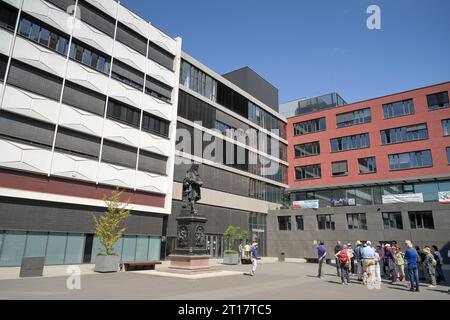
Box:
250;243;258;276
404;240;420;292
317;241;327;279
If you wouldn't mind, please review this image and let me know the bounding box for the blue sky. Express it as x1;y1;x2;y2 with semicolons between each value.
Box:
121;0;450;104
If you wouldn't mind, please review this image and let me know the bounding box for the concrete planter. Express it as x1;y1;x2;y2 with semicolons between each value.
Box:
223;253;239;265
94;255;120;273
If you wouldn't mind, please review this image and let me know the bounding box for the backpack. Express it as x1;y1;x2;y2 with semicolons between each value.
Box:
339;250;349;264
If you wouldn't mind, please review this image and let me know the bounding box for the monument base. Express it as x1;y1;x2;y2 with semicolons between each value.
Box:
168;255;214;273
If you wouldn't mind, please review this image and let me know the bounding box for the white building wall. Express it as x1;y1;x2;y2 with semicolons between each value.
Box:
0;0;182;214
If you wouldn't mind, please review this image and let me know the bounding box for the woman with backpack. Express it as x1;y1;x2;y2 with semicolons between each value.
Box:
423;246;437;288
335;245;351;285
432;245;446;284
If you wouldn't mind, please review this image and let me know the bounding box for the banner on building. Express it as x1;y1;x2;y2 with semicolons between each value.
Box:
330;198;356;207
292;200;319;209
382;193;424;204
438;191;450;204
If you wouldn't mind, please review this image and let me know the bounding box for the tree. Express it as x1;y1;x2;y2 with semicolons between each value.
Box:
92;188;130;256
224;226;249;253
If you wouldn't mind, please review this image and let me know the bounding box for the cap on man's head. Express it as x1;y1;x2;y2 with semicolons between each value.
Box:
366;241;372;246
385;244;391;247
356;240;362;245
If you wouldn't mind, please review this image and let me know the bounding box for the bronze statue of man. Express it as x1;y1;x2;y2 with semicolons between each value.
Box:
182;164;203;214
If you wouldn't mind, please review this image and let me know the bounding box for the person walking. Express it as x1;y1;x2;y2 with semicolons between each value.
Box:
395;246;406;282
361;241;377;285
376;244;385;278
250;242;258;276
347;244;355;275
334;241;343;277
335;245;351;285
238;241;244;263
317;241;327;279
405;240;420;292
384;244;397;284
416;246;426;281
423;246;437;288
354;240;363;281
374;247;382;285
244;241;251;260
432;245;446;284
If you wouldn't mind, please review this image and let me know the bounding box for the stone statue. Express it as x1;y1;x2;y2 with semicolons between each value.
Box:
182;164;203;214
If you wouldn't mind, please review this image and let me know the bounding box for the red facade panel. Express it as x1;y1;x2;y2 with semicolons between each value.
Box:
0;168;166;208
287;82;450;189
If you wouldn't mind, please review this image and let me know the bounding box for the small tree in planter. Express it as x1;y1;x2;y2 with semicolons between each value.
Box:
93;188;130;272
223;226;248;265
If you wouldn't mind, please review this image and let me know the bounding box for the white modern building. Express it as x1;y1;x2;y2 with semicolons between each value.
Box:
0;0;182;266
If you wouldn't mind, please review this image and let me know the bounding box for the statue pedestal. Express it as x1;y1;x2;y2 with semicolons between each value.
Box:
168;210;213;273
168;255;212;273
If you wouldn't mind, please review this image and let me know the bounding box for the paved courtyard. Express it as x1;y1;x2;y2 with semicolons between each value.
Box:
0;262;449;300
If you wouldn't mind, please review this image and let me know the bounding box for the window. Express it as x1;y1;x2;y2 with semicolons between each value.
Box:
145;76;172;102
177;90;216;129
69;41;110;74
382;212;403;230
215;120;235;137
381;123;428;144
295;164;321;180
148;42;175;71
409;211;434;229
295;216;304;231
217;82;248;119
141;112;170;138
116;22;147;56
0;2;18;31
347;213;367;230
45;0;75;11
447;147;450;165
427;91;449;110
78;0;115;37
383;99;414;119
330;133;370;152
180;60;217;101
336;108;371;128
293;117;326;136
101;139;137;169
278;216;292;231
294;141;320;158
0;110;55;148
106;99;140;128
414;182;439;202
18;17;69;55
111;59;144;90
7;60;63;101
62;81;106;116
442;119;450;136
317;214;335;230
358;156;377;174
55;127;101;159
138;149;167;175
332;160;348;176
388;150;432;170
0;54;7;81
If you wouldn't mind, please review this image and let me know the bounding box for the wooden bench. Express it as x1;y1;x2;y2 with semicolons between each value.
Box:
121;261;162;271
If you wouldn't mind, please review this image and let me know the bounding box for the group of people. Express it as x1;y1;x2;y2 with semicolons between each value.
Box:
239;241;259;276
318;240;447;291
